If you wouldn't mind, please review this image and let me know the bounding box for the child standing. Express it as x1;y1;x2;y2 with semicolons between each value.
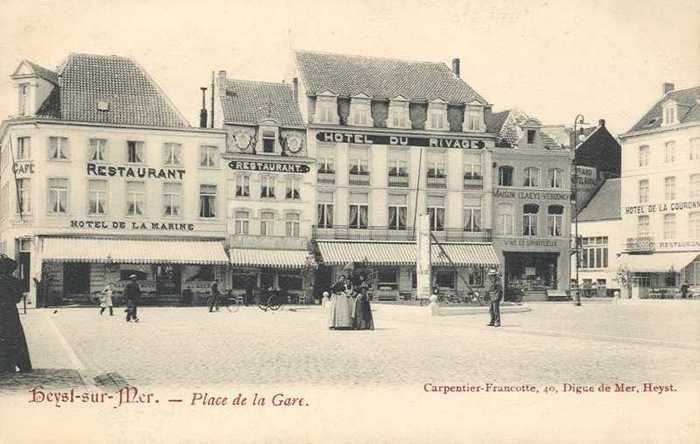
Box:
99;283;114;316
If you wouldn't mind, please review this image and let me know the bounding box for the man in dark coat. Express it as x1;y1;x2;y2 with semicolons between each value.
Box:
208;280;220;312
352;274;374;330
487;269;503;327
125;275;141;322
0;254;32;373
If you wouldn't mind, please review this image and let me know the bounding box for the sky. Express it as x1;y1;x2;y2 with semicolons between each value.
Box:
0;0;698;136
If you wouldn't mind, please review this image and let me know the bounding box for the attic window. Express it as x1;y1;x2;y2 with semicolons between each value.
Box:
97;101;110;112
527;130;536;144
225;89;236;97
645;117;658;127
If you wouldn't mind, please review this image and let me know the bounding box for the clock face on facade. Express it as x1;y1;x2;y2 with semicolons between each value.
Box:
286;135;303;153
235;132;251;151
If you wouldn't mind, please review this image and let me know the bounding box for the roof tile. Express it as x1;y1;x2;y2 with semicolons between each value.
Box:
577;178;621;222
219;78;304;127
628;86;700;133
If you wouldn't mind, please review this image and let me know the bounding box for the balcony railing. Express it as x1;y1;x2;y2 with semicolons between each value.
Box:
463;175;483;189
318;171;335;184
625;236;655;253
349;172;370;186
426;176;447;189
312;225;492;242
388;174;409;188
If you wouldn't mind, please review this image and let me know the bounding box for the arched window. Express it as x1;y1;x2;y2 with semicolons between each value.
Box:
523;204;539;236
497;203;514;236
523;167;541;187
547;205;564;236
498;166;513;187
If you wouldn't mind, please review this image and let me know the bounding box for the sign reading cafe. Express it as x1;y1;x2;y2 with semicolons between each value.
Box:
316;131;486;149
87;163;186;180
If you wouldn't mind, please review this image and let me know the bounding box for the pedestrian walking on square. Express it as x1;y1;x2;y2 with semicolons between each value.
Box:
209;280;221;312
99;282;114;316
487;269;503;327
125;275;141;322
0;254;32;373
352;274;374;330
328;274;353;330
680;280;689;299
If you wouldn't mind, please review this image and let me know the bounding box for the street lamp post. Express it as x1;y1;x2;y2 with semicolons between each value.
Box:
572;114;587;306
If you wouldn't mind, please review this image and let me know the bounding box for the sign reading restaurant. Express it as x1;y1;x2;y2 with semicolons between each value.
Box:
228;160;310;173
87;163;186;180
316;131;486;149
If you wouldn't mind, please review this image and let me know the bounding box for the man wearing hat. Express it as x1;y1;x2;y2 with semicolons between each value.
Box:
0;254;32;372
487;269;503;327
124;274;141;322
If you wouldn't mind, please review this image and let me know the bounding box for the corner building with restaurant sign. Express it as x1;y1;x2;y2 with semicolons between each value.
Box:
0;54;229;307
212;72;316;302
486;110;573;298
291;51;501;300
617;83;700;297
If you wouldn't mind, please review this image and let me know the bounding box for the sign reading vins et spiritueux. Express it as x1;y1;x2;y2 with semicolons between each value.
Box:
228;160;310;173
316;131;486;149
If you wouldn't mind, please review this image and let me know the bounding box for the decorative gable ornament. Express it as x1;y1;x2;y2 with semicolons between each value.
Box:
232;127;256;152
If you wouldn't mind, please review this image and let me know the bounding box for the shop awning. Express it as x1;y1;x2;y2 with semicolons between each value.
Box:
229;248;312;269
41;237;228;265
316;241;500;267
619;252;699;273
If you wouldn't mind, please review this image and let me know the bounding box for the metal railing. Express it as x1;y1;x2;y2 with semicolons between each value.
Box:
388;175;409;187
349;173;370;186
312;225;492;242
318;172;335;184
426;176;447;189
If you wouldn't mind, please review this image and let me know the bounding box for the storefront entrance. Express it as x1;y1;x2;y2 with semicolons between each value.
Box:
504;252;559;290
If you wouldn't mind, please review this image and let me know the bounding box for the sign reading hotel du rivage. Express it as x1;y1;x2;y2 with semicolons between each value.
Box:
316;131;486;149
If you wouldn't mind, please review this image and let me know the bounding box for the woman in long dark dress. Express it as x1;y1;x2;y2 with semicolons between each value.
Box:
352;275;374;330
0;254;32;373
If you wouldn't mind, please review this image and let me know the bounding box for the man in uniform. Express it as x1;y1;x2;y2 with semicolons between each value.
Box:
487;269;503;327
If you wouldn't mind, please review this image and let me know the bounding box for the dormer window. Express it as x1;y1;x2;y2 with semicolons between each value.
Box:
662;101;678;126
426;100;448;131
18;84;29;116
527;130;536;144
349;95;373;127
315;91;339;124
464;103;485;132
388;96;410;129
262;131;276;153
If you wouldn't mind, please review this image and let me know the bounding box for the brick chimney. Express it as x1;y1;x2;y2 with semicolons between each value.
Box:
292;77;299;103
598;119;605;127
663;82;675;95
451;58;460;78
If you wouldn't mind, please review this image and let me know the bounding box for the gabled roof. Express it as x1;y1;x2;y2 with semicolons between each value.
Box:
627;86;700;133
577;178;621;222
13;60;60;85
486;109;560;148
219;78;304;128
34;53;189;127
294;50;488;105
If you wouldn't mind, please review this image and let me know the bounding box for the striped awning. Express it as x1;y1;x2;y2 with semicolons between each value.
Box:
316;240;499;267
229;248;312;269
619;252;699;273
42;237;228;265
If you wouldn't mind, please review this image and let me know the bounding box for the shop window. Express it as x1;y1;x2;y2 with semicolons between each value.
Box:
468;269;483;286
260;211;275;236
232;271;257;289
664;273;677;287
523;204;539;236
285;177;301;200
497;203;514;236
638;145;649;167
317;202;334;229
633;273;651;288
464;207;481;232
17;178;31;214
126;141;144;163
261;176;275;198
48;178;69;214
49;137;70;160
88;180;107;215
435;271;455;288
349;204;368;229
163;143;182;165
162;182;182;217
523;167;540;187
260;272;274;290
234;211;250;234
199;184;217;218
63;263;90;294
664;176;676;201
187;266;214;281
663;214;676;240
235;175;250;197
285;213;301;237
377;268;398;290
200;145;218;167
89;138;107;162
16;137;31;160
120;269;148;281
638;179;649;203
262;131;276;153
547;205;564;236
411;271;417;289
279;274;303;290
126;181;145;216
428;206;445;231
498;166;513;186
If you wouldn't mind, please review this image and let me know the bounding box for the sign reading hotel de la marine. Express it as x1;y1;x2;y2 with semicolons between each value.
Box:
316;131;486;149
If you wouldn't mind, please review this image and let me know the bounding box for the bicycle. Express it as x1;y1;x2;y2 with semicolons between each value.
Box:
258;290;287;312
221;290;240;313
